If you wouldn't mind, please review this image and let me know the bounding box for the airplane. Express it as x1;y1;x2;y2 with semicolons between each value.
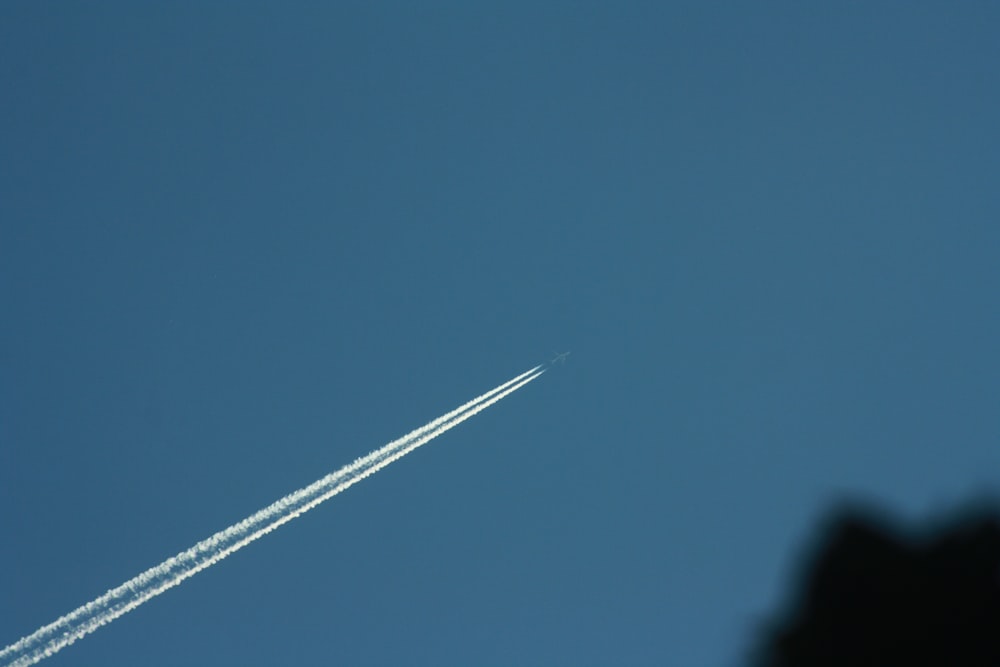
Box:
551;351;571;365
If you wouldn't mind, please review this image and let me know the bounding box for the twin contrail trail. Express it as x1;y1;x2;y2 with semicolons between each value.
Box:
1;366;544;667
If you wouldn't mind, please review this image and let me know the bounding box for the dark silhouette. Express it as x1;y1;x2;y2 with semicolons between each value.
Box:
752;500;1000;667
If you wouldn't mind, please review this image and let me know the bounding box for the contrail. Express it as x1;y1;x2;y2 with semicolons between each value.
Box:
1;366;544;667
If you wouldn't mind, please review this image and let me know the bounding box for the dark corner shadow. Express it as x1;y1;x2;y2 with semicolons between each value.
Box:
749;496;1000;667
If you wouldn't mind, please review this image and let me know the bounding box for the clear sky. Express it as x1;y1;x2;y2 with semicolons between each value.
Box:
2;3;999;666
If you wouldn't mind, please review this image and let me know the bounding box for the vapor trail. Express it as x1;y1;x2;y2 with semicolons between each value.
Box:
1;367;543;667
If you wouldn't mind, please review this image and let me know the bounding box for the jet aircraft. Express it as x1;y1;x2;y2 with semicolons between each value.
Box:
551;351;571;365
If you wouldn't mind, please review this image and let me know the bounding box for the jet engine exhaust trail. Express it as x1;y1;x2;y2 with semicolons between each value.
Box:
1;367;544;667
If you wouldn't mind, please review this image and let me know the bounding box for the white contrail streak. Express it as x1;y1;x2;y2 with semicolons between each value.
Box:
1;367;544;667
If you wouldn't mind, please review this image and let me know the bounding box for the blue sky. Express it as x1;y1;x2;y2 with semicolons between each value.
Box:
2;3;999;666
